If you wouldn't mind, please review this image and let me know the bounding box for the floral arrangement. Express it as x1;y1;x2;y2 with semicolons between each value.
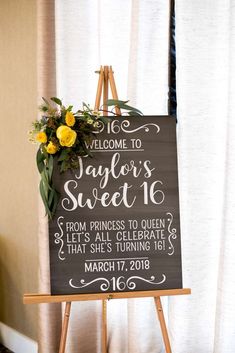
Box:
29;97;142;219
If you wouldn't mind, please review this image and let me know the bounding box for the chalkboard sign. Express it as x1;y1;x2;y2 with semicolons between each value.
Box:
49;116;182;295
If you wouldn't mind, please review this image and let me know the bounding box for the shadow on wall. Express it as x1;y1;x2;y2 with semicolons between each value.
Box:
0;343;14;353
0;234;38;340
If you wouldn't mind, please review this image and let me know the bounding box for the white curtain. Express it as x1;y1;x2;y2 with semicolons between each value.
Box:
169;1;235;352
39;0;235;352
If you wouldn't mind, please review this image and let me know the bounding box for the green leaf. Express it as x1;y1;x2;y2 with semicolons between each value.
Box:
39;104;49;112
58;149;70;162
48;189;54;208
51;189;60;217
127;110;143;116
106;99;128;106
98;116;111;124
48;188;58;209
36;148;45;173
77;116;88;122
39;179;52;218
67;105;73;111
105;99;143;115
51;97;62;106
118;103;143;114
41;170;49;194
41;145;48;159
82;102;92;112
79;140;89;155
48;155;54;180
60;159;68;172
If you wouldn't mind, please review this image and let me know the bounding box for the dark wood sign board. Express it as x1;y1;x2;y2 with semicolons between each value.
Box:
49;116;182;295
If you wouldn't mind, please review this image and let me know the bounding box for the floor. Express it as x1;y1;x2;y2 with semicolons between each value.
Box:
0;344;14;353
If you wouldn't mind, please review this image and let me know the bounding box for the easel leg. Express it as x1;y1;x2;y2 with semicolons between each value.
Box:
102;299;107;353
109;67;121;115
59;302;71;353
103;66;109;116
95;66;104;111
154;297;172;353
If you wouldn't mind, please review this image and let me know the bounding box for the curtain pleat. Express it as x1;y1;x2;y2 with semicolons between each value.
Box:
213;3;235;352
37;1;62;353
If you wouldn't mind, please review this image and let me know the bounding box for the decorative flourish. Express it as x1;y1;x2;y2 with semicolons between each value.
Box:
69;278;111;291
126;275;166;290
29;97;142;219
166;212;177;255
120;120;160;134
54;216;65;260
69;274;166;292
93;120;105;133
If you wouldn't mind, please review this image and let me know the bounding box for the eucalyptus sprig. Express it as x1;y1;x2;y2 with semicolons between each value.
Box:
30;97;143;219
106;99;143;116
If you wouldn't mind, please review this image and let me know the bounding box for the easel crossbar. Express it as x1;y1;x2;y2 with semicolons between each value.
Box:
24;288;191;304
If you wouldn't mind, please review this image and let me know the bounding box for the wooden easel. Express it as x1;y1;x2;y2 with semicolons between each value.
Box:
24;289;190;353
94;65;121;117
24;66;191;353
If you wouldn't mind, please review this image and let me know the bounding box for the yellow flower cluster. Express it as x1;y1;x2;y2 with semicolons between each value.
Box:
35;119;77;154
34;110;79;154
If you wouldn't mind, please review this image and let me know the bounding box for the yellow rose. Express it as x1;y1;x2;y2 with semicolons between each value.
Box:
36;131;47;144
56;125;77;147
46;141;58;154
65;111;75;127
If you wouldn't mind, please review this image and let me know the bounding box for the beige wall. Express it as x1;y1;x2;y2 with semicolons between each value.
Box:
0;0;38;341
